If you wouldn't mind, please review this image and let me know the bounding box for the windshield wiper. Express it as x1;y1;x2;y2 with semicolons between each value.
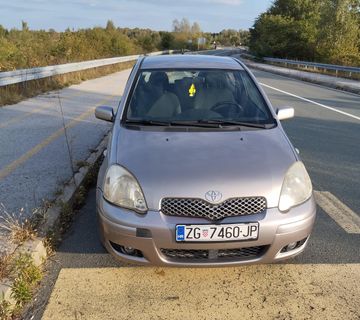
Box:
125;119;271;129
125;119;172;126
198;119;275;129
125;119;220;128
170;120;222;128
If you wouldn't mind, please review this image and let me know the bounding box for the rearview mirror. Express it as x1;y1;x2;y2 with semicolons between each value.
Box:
276;107;294;121
95;106;114;122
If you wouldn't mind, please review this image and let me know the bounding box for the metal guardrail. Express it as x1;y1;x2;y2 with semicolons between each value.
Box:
263;57;360;76
0;50;174;87
0;48;245;87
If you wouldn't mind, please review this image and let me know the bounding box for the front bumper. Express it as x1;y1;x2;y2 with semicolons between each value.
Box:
97;189;316;266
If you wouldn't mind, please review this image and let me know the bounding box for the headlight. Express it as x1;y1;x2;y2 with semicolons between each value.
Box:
103;165;147;213
278;161;312;212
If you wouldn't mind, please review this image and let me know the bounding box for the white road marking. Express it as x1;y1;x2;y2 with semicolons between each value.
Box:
260;82;360;121
314;191;360;234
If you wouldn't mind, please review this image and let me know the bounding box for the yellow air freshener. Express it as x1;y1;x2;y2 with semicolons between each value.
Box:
189;83;196;97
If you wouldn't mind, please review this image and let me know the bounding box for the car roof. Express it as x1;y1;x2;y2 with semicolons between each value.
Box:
141;54;244;70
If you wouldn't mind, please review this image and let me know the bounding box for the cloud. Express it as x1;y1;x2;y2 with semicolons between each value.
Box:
0;0;268;32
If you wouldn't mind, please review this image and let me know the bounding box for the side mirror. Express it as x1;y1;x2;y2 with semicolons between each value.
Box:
95;106;114;122
276;107;294;121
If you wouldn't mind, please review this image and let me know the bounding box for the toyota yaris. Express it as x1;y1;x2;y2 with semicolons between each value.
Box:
95;54;316;266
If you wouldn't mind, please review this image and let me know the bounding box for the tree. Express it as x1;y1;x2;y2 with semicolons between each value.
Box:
171;18;203;50
22;21;29;31
191;22;202;35
106;20;116;31
172;19;180;32
0;25;8;37
317;0;360;65
159;32;175;49
249;0;360;65
253;0;322;59
173;18;192;33
238;30;250;46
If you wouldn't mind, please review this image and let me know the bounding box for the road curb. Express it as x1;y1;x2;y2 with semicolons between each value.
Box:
0;133;109;311
38;133;108;237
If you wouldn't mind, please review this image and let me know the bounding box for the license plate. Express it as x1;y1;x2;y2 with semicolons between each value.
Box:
175;223;259;242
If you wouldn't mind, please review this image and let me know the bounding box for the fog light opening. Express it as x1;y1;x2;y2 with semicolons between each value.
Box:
287;242;298;251
123;246;136;255
109;241;144;257
281;237;308;253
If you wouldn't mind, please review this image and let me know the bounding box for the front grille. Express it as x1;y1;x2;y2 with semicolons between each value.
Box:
160;246;267;262
161;197;266;221
162;249;209;260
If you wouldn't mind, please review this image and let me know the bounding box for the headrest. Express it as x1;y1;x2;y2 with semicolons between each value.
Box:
148;72;169;89
205;72;228;88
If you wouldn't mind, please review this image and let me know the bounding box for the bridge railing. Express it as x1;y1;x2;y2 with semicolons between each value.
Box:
0;50;175;87
263;57;360;77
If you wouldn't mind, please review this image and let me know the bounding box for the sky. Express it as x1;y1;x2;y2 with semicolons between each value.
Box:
0;0;272;32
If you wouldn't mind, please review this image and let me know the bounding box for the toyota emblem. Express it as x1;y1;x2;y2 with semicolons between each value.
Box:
205;190;222;203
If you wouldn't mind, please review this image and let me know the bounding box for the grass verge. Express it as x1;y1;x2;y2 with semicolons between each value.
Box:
0;147;104;319
11;254;43;307
0;299;11;320
0;254;43;320
0;204;47;319
0;61;135;107
0;201;50;248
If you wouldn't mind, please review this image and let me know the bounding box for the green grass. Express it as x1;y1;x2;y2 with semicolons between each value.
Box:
10;254;43;307
0;253;43;320
0;298;11;320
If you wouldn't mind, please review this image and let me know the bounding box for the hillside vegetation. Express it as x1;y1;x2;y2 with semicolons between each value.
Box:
0;19;249;72
250;0;360;66
0;19;249;106
0;21;156;72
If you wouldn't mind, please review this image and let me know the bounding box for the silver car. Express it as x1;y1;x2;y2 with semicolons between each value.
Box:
95;55;316;266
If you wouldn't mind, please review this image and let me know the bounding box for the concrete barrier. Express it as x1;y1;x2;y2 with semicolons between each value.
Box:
237;57;360;95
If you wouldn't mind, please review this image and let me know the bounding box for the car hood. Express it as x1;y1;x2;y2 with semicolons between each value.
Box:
115;127;296;210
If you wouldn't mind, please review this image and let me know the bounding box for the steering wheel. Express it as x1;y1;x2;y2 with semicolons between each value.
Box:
210;101;244;117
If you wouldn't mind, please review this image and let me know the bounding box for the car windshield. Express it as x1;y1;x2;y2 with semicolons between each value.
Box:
125;69;275;126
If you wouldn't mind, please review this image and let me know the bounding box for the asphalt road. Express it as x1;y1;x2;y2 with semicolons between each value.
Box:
0;70;130;254
19;59;360;319
253;68;360;213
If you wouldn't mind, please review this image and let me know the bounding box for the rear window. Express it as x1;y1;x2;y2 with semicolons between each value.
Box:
125;69;274;124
